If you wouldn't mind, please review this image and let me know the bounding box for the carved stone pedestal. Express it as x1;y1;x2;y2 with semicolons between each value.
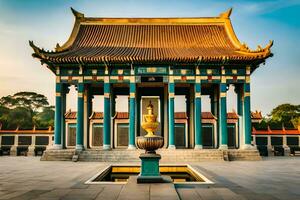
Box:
137;153;170;183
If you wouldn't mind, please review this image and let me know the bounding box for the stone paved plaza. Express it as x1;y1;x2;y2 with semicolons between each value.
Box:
0;157;299;200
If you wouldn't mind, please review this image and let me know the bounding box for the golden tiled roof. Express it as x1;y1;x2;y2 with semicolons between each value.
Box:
30;8;272;65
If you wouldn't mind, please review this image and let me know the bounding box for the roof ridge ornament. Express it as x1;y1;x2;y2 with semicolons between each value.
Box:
71;7;84;19
219;8;232;19
29;40;46;59
55;43;61;51
239;40;273;53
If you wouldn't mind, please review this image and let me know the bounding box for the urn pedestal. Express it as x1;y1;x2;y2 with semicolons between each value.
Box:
137;153;165;183
136;136;165;183
136;101;169;183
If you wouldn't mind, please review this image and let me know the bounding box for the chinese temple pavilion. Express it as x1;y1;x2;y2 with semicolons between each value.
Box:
30;8;273;153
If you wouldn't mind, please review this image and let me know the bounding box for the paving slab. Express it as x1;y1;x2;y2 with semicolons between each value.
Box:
196;187;223;200
60;188;102;200
176;187;202;200
117;177;150;200
150;183;180;200
95;185;123;200
8;190;50;200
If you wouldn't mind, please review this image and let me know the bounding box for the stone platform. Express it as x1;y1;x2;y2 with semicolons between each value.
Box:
41;149;261;162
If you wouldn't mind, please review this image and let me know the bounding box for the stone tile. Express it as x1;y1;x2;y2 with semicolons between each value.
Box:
0;190;28;200
195;187;223;200
95;185;123;200
176;187;202;200
150;183;180;200
8;190;50;200
117;177;150;200
212;188;246;200
36;189;72;199
70;182;90;189
61;188;102;200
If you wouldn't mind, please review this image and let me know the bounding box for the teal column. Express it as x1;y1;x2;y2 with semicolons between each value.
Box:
128;82;136;149
61;84;68;149
243;82;252;147
103;81;111;150
219;83;228;149
54;82;62;149
168;81;175;149
194;82;203;149
236;85;243;116
76;83;84;151
210;87;218;116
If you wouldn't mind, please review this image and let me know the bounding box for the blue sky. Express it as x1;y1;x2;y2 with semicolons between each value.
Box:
0;0;299;115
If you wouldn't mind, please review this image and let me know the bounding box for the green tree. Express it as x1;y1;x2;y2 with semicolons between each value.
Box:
0;92;49;115
0;92;54;129
0;105;10;129
291;117;300;128
33;106;55;128
269;104;300;128
6;107;33;129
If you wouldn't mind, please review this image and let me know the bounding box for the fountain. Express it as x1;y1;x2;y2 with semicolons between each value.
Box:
136;101;166;183
85;101;213;185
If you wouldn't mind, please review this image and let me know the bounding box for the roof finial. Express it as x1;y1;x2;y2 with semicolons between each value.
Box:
71;7;84;19
55;43;61;51
265;40;274;50
219;8;232;19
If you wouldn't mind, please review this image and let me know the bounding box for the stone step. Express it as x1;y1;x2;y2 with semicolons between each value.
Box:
227;150;261;161
78;150;224;162
40;149;261;161
41;149;75;161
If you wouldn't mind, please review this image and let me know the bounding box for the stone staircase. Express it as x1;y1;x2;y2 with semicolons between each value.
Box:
41;149;261;162
78;149;225;162
159;149;225;162
227;149;262;161
78;149;141;162
40;149;75;161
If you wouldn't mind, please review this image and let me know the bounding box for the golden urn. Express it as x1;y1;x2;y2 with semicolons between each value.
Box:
137;101;163;153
